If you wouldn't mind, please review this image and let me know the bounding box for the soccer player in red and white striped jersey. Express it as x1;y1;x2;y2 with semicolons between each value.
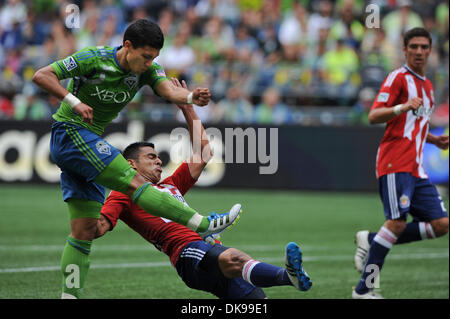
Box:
95;78;312;298
353;28;449;299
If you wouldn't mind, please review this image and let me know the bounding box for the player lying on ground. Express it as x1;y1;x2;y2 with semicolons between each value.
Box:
95;79;312;298
32;19;240;299
352;27;449;299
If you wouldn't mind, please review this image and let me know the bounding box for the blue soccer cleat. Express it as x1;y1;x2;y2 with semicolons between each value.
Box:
200;204;242;239
285;242;312;291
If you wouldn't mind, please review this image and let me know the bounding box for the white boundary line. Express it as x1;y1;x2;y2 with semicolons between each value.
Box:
0;252;447;274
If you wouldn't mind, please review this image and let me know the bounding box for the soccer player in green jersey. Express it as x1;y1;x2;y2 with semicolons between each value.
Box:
32;19;241;298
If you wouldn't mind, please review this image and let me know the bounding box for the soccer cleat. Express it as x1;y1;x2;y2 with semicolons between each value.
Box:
199;204;242;238
354;230;370;273
352;289;383;299
285;242;312;291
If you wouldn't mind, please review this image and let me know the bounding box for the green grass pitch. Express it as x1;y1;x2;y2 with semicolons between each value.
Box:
0;184;448;299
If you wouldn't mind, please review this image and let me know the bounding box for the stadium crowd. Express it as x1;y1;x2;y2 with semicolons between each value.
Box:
0;0;448;125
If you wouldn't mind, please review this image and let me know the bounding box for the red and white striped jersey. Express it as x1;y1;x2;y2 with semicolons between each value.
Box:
101;162;202;266
371;64;435;179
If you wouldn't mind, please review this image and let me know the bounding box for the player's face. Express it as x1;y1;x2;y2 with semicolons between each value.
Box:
132;146;163;183
403;36;431;72
125;41;160;74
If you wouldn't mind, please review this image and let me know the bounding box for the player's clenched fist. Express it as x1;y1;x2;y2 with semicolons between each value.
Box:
403;97;422;112
192;88;211;106
73;103;94;125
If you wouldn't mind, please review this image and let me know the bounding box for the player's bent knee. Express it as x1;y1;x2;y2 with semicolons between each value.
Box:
94;154;137;195
431;217;449;237
218;248;251;278
67;199;102;240
70;218;99;241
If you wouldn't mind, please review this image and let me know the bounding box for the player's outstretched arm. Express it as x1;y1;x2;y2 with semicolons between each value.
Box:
155;79;211;106
32;65;94;124
170;78;213;180
368;97;422;124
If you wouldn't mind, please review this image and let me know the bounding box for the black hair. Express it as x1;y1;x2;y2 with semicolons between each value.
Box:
403;27;432;47
123;19;164;49
122;142;155;161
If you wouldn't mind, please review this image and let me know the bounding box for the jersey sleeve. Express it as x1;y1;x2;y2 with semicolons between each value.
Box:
140;62;168;92
371;72;404;110
161;162;197;195
50;47;98;80
100;190;132;229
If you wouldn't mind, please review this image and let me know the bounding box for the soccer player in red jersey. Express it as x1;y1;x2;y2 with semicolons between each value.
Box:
352;28;449;299
95;78;312;298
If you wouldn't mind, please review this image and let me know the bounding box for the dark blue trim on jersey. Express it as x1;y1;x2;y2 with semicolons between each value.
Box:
56;62;66;78
403;64;426;81
113;46;125;72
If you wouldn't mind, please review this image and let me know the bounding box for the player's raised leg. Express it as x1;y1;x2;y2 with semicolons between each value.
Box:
95;154;242;235
215;242;312;291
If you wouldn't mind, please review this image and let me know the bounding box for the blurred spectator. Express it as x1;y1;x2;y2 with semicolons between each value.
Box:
360;28;398;72
233;23;259;63
382;0;424;45
253;87;293;124
98;0;126;34
307;0;334;45
97;14;122;47
21;11;50;46
76;9;100;50
1;19;24;50
0;94;14;119
329;2;365;50
348;87;376;125
193;15;234;63
157;22;196;79
435;0;449;37
195;0;241;25
184;6;203;37
278;1;308;62
50;19;75;59
319;39;359;86
13;91;51;121
0;0;27;32
157;8;176;43
22;35;58;72
319;39;360;105
256;22;282;60
303;25;333;84
215;85;253;124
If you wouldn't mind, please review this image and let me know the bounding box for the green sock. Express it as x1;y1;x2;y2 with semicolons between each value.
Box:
133;183;209;232
61;236;92;298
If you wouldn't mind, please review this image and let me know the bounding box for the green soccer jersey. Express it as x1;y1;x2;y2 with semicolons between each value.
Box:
51;45;168;135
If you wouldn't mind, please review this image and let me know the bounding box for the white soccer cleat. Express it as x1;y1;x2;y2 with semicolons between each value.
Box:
199;204;242;238
354;230;370;273
352;289;383;299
